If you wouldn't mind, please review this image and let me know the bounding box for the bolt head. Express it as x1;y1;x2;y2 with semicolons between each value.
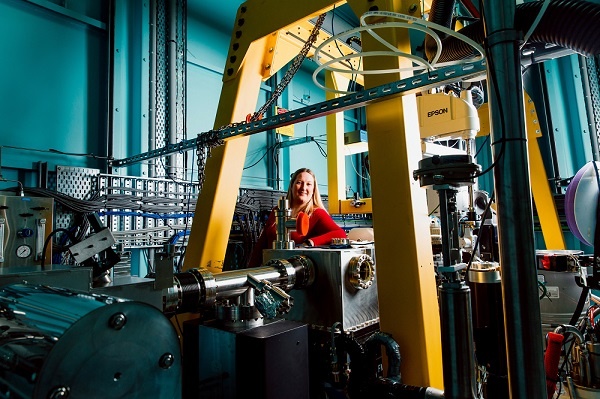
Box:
159;353;175;369
109;313;127;330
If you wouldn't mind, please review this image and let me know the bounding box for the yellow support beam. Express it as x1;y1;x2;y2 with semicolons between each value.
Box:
347;0;443;389
183;38;266;272
222;1;346;83
477;94;565;250
274;19;364;86
524;92;565;249
184;1;352;273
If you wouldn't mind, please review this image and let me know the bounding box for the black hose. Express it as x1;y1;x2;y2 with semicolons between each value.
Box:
40;228;77;269
426;0;600;62
365;332;402;382
425;0;457;57
569;284;590;327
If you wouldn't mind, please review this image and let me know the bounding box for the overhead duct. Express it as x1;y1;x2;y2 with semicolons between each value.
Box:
424;0;457;59
424;0;600;62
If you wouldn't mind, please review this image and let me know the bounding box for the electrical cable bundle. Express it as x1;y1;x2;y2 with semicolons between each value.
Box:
232;189;286;268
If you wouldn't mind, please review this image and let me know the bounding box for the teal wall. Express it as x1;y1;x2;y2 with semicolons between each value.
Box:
543;55;594;178
0;0;109;187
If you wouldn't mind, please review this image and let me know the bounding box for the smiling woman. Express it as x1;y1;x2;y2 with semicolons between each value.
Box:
247;167;347;267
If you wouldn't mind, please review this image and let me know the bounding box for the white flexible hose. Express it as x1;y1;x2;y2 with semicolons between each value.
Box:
312;10;486;95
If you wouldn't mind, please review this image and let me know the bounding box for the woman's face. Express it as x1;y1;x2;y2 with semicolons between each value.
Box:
292;172;314;206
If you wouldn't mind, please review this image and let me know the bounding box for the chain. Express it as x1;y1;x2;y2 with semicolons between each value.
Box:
252;13;326;122
195;13;327;190
196;129;225;192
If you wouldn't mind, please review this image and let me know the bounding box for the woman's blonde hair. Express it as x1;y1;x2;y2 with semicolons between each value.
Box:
287;168;326;217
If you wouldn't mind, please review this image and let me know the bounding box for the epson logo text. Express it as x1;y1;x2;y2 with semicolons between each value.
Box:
427;108;448;117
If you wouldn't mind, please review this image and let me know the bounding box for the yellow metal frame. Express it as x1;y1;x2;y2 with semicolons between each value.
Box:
185;0;443;389
184;1;344;272
478;93;565;249
525;92;565;249
345;1;442;387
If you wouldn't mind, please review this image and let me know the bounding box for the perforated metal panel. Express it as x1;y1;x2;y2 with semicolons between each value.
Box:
156;0;167;148
587;56;600;154
154;0;187;179
55;166;100;230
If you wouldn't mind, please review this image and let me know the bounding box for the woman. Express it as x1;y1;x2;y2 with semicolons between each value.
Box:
247;168;347;267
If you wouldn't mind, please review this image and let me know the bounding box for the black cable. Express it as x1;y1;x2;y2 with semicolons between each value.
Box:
465;191;495;276
314;140;328;158
41;228;77;269
244;142;281;170
557;333;576;378
569;286;590;326
474;135;490;158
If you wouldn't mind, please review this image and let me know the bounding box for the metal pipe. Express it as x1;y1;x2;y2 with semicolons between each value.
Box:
147;0;158;275
213;266;285;299
481;1;547;397
106;0;115;174
438;188;453;268
149;0;157;178
169;255;314;314
168;0;177;179
554;324;585;344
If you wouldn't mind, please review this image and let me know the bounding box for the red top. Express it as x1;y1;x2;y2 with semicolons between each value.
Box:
247;207;347;267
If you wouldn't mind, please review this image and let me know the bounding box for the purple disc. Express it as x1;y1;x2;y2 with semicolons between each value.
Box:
565;162;600;246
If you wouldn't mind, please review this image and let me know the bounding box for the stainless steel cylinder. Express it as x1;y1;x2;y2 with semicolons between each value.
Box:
169;255;314;314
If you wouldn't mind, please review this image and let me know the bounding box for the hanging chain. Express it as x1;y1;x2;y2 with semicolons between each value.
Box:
195;13;327;191
196;129;225;192
251;13;326;122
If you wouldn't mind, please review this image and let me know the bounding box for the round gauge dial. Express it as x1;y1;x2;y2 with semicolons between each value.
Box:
16;244;32;259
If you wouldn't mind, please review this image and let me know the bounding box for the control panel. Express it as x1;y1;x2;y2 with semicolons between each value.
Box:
0;195;54;267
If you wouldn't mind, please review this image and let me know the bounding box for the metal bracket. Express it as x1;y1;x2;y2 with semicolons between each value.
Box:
69;228;116;263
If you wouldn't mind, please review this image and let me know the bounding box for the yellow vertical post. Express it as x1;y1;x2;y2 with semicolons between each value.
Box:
326;71;350;215
347;0;443;388
183;38;267;272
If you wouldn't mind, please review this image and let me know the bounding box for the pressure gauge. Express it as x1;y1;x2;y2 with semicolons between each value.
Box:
16;244;32;259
